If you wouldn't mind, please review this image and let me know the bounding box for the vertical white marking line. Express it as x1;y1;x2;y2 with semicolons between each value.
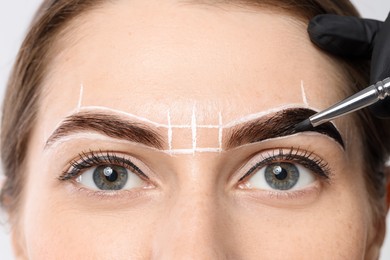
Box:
300;80;309;107
167;110;173;154
218;112;223;152
222;104;306;128
77;83;84;112
191;105;197;154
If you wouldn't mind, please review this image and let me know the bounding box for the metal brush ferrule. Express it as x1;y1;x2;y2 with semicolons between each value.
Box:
376;77;390;99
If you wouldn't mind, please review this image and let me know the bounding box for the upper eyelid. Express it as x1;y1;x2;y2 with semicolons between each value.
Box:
238;148;331;182
59;151;148;181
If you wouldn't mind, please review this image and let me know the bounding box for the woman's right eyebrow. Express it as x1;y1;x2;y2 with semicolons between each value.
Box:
44;111;165;150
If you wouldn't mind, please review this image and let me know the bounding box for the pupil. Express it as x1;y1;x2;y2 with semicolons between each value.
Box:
104;168;118;182
274;166;288;180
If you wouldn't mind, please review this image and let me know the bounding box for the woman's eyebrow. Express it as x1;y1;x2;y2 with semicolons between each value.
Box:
225;108;345;150
45;108;344;152
44;112;165;150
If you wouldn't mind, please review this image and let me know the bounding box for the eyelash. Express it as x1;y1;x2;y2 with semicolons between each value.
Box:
59;148;331;190
238;147;331;183
59;150;148;181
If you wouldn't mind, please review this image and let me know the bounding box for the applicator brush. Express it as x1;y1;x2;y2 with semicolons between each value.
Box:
295;77;390;131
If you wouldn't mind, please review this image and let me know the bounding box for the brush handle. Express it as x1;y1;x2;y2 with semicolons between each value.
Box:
310;77;390;127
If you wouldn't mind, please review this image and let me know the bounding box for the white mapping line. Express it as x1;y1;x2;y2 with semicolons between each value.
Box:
73;106;220;129
76;106;167;128
49;105;336;154
164;148;223;155
45;130;344;155
170;124;219;129
301;80;309;107
43;132;158;151
218;112;223;151
77;84;84;112
55;103;324;154
72;104;320;131
222;104;316;128
191;105;197;154
167;110;173;152
43;132;225;155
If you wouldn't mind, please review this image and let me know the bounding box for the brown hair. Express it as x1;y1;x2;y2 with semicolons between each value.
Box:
1;0;389;227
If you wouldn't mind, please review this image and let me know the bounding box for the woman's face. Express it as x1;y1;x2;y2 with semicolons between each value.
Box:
15;1;382;259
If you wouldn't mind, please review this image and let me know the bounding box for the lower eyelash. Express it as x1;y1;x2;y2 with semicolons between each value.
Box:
59;150;147;181
238;147;332;182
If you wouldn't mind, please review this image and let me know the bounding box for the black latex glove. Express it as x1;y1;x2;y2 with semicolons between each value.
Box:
307;13;390;118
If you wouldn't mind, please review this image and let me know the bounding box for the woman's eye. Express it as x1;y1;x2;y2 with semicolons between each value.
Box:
76;164;146;191
239;148;330;192
60;151;151;191
245;162;315;191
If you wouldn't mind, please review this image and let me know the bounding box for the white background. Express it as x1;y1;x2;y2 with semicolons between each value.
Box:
1;0;390;259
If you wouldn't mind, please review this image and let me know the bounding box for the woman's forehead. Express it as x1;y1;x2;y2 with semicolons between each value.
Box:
41;1;346;134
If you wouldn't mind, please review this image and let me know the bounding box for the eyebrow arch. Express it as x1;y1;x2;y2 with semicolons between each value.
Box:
225;108;345;150
45;112;164;150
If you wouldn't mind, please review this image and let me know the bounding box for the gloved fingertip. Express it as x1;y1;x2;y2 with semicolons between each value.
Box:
307;14;338;38
308;14;381;59
307;15;345;55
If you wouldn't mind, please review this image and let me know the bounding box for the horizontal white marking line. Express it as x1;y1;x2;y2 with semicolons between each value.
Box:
163;148;223;154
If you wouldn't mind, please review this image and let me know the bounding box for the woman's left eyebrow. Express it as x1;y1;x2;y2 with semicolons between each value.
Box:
225;108;345;150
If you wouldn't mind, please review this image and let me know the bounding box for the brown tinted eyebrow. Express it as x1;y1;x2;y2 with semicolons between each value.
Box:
45;112;164;149
225;108;345;149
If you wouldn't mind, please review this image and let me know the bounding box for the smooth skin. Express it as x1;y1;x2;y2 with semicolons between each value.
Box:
12;1;387;259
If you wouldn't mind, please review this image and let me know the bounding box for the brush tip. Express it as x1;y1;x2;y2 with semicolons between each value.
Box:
294;119;313;132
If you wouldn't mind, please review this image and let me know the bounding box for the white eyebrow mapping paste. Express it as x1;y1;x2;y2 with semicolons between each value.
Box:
77;83;84;112
167;110;173;152
191;105;197;154
300;80;309;107
48;82;319;155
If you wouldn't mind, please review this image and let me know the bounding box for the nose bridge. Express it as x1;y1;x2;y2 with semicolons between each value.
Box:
151;158;229;259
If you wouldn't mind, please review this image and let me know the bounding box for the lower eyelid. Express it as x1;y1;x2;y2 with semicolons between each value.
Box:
236;182;322;207
68;185;155;201
264;184;321;200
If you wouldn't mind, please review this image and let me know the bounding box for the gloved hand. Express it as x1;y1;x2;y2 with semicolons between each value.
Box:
307;12;390;118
